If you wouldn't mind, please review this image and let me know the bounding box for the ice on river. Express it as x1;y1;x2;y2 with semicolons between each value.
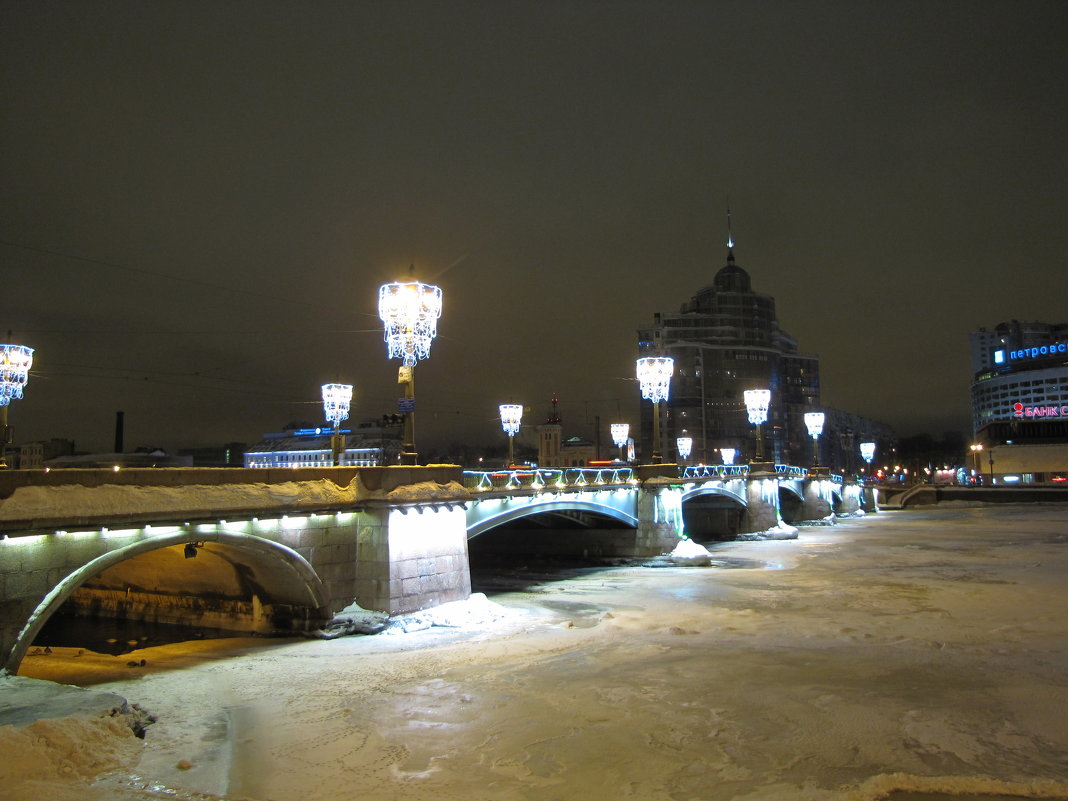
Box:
7;504;1068;800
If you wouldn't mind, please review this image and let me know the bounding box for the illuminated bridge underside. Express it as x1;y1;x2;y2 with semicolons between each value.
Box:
467;490;639;538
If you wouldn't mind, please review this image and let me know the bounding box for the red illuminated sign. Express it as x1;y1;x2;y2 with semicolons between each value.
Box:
1013;403;1068;418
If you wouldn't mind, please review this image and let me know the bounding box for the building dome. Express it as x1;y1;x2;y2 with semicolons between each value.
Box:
713;249;751;293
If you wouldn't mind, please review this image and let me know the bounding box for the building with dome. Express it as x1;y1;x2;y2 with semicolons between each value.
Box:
637;238;825;466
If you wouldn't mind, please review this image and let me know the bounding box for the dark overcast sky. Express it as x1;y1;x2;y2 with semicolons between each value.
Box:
2;1;1066;456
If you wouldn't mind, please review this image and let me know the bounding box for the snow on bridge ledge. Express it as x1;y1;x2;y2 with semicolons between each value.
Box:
0;466;465;532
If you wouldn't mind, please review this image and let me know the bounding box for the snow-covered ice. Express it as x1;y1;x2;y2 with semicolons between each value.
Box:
7;504;1068;800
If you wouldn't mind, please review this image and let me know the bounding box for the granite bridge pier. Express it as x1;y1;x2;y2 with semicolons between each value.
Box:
0;464;872;673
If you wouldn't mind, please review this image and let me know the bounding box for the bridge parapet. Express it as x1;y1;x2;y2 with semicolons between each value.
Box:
463;466;635;493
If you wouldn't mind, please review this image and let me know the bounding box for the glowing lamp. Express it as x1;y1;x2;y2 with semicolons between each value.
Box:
721;448;737;466
636;356;674;463
378;280;443;367
499;404;523;437
610;423;630;448
0;345;33;406
321;383;353;429
860;442;876;464
743;389;771;425
804;412;825;439
676;436;693;460
499;403;523;465
743;388;771;462
804;411;825;467
636;357;674;403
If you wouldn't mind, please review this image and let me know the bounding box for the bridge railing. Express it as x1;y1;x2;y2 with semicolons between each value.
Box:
463;466;636;492
679;464;749;479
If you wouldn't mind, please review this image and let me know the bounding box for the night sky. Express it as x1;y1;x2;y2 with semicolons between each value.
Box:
2;1;1066;457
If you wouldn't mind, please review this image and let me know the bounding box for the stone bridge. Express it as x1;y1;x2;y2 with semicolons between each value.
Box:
0;464;874;673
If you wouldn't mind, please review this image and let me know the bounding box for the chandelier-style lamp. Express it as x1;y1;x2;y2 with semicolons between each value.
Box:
0;344;34;470
804;411;826;467
676;436;693;462
322;383;353;466
378;276;443;464
720;447;737;466
636;356;674;463
860;441;876;468
743;388;771;462
610;422;630;463
499;403;523;466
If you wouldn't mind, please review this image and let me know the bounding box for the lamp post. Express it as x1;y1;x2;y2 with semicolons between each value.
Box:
743;388;771;463
676;436;693;464
0;344;34;470
499;403;523;466
804;411;825;469
860;441;876;476
720;447;737;466
321;383;353;466
636;356;674;463
610;423;630;463
378;276;443;465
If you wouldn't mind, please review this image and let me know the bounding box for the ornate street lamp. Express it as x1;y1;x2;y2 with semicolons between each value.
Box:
970;443;983;483
720;447;737;466
0;344;34;470
321;383;353;466
378;277;443;465
636;356;673;463
804;411;825;468
676;436;693;463
499;403;523;466
860;441;876;472
610;423;630;463
743;388;771;462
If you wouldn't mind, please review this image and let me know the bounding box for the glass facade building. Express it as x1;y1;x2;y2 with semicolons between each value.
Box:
637;247;820;465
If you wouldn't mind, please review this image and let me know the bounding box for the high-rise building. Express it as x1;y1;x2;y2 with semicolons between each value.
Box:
637;241;820;465
969;320;1068;437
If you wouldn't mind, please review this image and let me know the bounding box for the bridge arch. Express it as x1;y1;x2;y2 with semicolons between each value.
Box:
467;497;638;539
678;484;748;506
6;530;329;674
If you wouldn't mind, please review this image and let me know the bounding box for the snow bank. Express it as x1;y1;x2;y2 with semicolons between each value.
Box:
737;519;799;540
664;538;715;566
385;593;510;633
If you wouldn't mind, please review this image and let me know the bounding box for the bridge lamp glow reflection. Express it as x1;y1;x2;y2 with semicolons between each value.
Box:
379;277;443;465
637;357;674;464
743;389;771;462
804;411;825;467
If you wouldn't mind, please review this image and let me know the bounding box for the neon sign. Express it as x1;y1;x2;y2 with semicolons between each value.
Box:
1000;342;1068;363
1013;403;1068;419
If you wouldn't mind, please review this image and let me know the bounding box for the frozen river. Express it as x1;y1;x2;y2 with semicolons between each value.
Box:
9;504;1068;800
